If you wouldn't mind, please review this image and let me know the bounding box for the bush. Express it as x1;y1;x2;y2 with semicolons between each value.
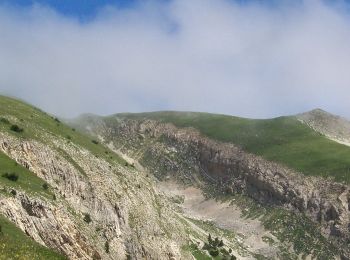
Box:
0;117;9;124
209;249;219;257
42;183;49;190
2;172;19;181
91;140;99;145
105;241;110;253
10;124;23;133
83;213;92;223
10;189;17;196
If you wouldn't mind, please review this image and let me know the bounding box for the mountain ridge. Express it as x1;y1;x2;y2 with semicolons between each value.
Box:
0;95;349;259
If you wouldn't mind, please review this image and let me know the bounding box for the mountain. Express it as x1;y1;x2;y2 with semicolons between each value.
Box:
297;108;350;147
71;110;350;259
0;96;200;259
0;95;349;259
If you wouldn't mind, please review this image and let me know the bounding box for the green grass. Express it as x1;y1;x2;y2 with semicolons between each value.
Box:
182;243;211;260
262;208;339;259
0;151;53;199
0;95;125;165
116;111;350;183
0;215;66;259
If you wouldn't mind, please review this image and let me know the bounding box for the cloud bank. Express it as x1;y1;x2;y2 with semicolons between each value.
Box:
0;0;350;118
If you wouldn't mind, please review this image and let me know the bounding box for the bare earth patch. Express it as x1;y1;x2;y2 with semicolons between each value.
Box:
158;180;279;258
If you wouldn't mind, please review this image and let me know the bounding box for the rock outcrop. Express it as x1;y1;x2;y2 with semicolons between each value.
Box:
0;131;187;259
87;118;350;258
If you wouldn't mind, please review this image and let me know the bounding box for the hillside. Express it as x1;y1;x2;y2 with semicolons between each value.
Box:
1;96;233;259
72;110;350;259
98;111;350;183
297;108;350;146
1;95;350;259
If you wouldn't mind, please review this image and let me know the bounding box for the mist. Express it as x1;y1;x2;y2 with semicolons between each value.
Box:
1;0;350;119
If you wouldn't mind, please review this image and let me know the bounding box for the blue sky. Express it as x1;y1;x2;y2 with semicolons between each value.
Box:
0;0;145;20
1;0;350;118
0;0;307;20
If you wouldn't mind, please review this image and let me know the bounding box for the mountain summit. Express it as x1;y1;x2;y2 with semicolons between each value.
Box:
297;108;350;146
0;96;349;259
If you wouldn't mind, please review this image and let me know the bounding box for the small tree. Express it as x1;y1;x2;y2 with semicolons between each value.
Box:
83;213;92;223
208;234;213;244
42;183;49;190
10;125;23;133
209;249;219;257
0;118;9;124
2;172;19;182
105;241;110;253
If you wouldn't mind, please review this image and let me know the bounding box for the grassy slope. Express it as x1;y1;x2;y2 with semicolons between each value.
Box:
0;95;125;258
116;111;350;183
0;95;125;164
0;215;66;260
0;151;53;199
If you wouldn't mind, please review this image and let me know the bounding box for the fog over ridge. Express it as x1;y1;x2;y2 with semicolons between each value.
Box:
0;0;350;119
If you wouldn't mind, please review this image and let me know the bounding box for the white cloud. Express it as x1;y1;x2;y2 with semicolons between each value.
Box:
0;0;350;118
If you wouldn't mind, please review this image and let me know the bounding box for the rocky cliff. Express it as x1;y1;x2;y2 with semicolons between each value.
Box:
0;97;199;260
77;115;350;259
2;95;350;259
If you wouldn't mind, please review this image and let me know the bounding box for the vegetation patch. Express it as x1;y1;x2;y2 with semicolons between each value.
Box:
10;124;24;133
118;111;350;183
0;215;66;259
2;172;19;182
83;213;92;223
0;151;53;199
0;95;126;166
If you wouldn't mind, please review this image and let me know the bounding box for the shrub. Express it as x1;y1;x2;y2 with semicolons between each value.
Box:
83;213;92;223
91;140;99;145
42;183;49;190
0;117;9;124
10;189;17;196
202;243;210;250
10;124;23;133
54;117;61;123
2;172;19;182
209;249;219;257
208;234;213;244
105;241;110;253
0;224;2;234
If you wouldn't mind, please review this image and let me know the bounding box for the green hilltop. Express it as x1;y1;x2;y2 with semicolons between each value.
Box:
114;111;350;183
0;95;125;165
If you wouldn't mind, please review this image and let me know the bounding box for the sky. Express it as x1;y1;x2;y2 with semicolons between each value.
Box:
1;0;350;119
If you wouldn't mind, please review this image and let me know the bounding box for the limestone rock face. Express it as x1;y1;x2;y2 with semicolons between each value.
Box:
297;108;350;146
88;118;350;257
0;132;186;260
